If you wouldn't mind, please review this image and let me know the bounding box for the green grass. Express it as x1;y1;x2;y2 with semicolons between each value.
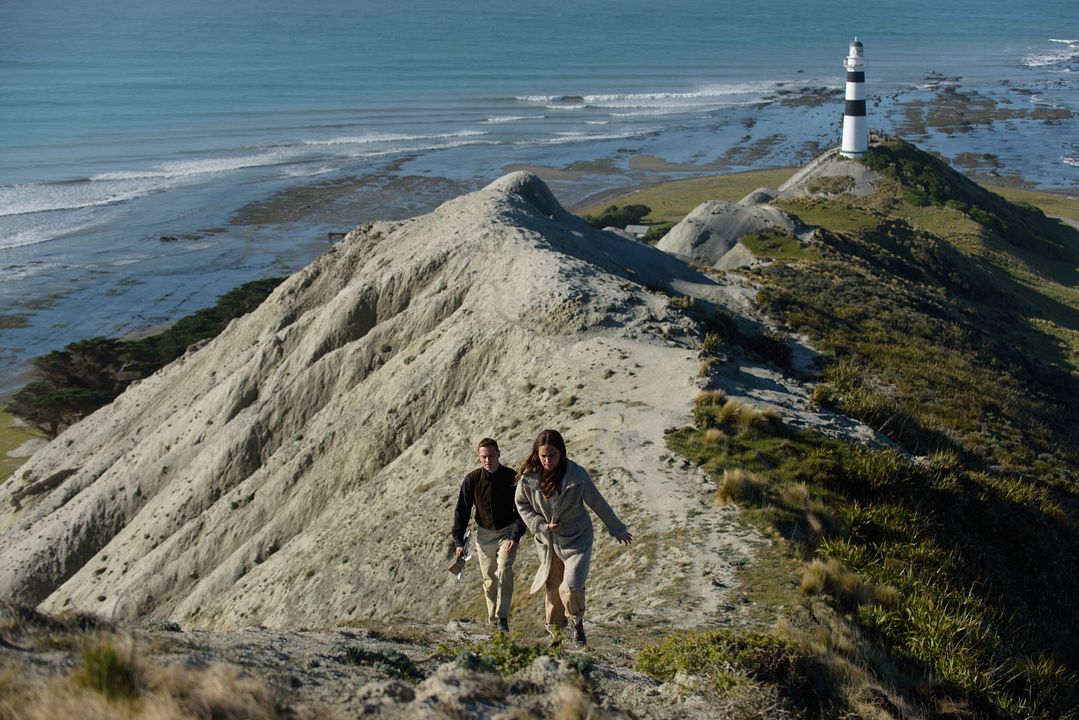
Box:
575;154;1075;234
577;167;798;224
663;140;1079;718
0;406;43;482
740;230;814;261
636;628;835;715
668;415;1079;718
985;184;1079;224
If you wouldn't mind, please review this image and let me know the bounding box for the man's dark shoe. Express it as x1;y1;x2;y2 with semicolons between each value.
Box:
498;618;510;633
572;621;586;646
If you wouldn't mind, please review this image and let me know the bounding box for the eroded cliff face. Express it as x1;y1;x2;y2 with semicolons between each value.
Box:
0;173;762;630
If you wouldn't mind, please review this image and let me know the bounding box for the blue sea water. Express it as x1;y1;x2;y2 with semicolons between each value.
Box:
1;0;1077;390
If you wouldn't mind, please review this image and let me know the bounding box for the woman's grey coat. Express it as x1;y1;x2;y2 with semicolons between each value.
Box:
515;459;630;594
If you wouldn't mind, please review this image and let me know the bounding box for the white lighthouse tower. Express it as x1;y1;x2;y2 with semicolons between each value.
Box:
840;38;868;158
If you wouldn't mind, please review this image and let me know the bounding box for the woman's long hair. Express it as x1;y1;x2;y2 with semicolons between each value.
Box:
516;429;567;497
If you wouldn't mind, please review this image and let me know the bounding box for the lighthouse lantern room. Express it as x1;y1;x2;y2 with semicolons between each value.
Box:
841;38;868;158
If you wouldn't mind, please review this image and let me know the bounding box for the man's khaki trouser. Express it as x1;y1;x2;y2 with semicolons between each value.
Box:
474;524;517;624
544;553;586;632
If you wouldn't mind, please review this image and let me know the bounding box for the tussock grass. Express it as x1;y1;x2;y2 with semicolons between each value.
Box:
700;331;723;355
693;389;727;407
714;469;766;506
0;601;115;650
73;639;139;700
553;684;596;720
701;428;725;445
799;559;897;611
774;607;927;719
693;395;782;437
1;632;282;720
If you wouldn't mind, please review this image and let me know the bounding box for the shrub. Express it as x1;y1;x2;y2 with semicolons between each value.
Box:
805;176;855;195
742;332;792;368
581;203;651;229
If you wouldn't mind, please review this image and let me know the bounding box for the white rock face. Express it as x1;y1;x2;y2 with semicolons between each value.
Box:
656;200;807;268
0;173;765;630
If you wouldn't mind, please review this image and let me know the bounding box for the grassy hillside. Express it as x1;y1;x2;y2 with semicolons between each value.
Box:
637;141;1079;718
577;167;798;224
0;408;43;482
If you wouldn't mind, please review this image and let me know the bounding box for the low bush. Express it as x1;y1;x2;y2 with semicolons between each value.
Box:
438;631;562;677
336;643;423;679
581;203;651;229
642;222;675;243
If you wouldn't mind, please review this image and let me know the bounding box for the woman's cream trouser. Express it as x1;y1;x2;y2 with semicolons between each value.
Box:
544;553;585;631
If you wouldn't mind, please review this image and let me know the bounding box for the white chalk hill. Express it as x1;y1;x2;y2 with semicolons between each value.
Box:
657;149;886;268
657;196;812;269
0;173;772;631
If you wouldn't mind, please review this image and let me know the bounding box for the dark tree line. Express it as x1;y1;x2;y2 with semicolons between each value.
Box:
10;278;283;438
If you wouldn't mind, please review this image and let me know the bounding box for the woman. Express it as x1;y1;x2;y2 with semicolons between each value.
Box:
514;429;632;646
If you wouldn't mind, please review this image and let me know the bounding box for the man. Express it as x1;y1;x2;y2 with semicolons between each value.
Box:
452;438;526;633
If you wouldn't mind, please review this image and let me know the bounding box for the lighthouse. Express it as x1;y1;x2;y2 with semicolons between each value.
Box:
841;38;868;158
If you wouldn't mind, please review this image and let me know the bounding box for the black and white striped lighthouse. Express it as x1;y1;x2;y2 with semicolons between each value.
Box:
841;38;868;158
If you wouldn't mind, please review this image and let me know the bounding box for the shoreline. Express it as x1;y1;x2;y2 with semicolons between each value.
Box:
4;64;1078;400
3;158;1075;411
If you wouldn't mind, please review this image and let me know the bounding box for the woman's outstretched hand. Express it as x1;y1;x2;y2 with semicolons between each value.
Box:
620;533;633;546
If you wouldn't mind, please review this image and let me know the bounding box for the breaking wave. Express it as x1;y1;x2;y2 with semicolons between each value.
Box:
484;115;545;123
1021;39;1079;70
517;82;782;111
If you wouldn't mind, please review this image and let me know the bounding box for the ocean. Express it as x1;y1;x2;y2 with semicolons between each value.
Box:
1;0;1077;393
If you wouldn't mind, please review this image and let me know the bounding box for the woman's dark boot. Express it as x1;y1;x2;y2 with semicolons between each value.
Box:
572;621;586;646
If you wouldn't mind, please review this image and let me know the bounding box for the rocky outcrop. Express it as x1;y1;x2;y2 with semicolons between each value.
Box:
656;200;810;268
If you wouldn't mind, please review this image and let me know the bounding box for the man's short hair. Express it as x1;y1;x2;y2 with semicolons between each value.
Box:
477;437;499;453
